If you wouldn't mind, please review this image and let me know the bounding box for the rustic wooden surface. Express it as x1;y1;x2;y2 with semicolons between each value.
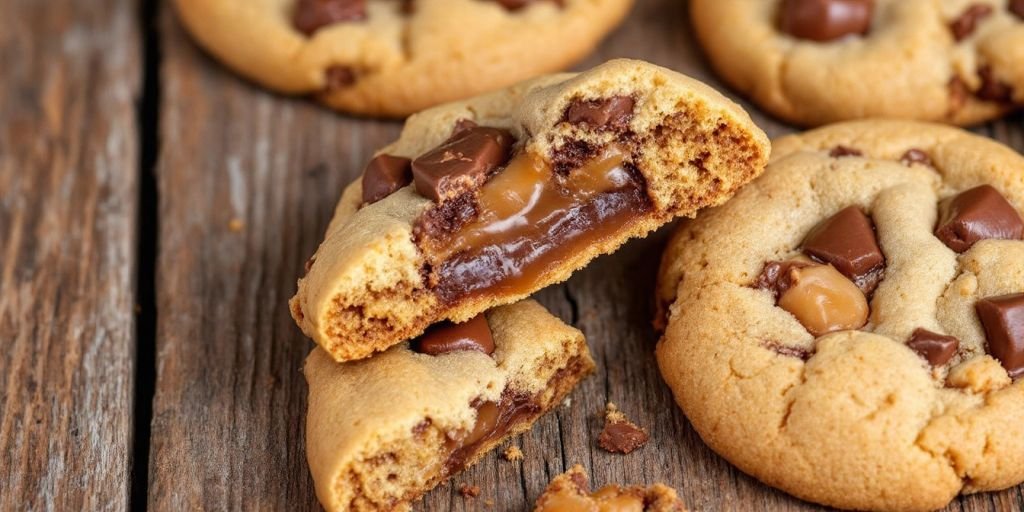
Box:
0;0;140;510
3;0;1023;510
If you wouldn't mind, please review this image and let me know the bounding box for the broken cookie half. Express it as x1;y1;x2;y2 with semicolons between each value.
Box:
304;300;593;511
291;58;771;362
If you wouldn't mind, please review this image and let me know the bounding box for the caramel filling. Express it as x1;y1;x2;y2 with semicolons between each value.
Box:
419;146;651;303
436;354;588;476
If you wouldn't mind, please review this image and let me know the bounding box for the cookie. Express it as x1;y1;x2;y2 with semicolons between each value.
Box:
305;299;594;512
290;59;771;362
691;0;1024;126
533;464;687;511
172;0;633;117
656;120;1024;511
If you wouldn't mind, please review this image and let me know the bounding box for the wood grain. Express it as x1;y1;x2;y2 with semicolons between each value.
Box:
0;0;140;510
144;0;1024;511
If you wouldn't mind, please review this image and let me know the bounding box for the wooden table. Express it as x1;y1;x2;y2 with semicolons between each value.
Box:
2;0;1022;510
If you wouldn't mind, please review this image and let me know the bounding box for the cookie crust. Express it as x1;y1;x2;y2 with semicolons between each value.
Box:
657;120;1024;511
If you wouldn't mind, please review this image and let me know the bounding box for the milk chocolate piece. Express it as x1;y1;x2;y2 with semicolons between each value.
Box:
598;407;649;454
976;293;1024;378
907;328;959;366
949;76;970;112
802;206;885;294
293;0;366;35
361;154;413;204
410;313;495;356
754;260;813;299
977;66;1014;103
451;118;478;138
950;4;993;41
829;145;863;158
935;185;1024;253
899;149;933;167
1013;0;1024;18
778;0;874;42
563;96;635;130
411;126;514;202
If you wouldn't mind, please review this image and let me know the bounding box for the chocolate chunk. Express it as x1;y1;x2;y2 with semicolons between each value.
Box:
451;119;478;138
778;0;874;42
1012;0;1024;18
563;96;635;131
324;65;357;91
361;154;413;204
410;313;495;356
907;328;959;366
977;66;1014;103
754;260;813;299
829;145;863;158
935;185;1024;253
802;206;885;294
976;293;1024;378
950;4;993;42
304;255;316;273
899;148;933;167
411;126;514;203
598;405;649;454
293;0;366;35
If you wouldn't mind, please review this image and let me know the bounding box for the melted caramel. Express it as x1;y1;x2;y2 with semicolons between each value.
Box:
422;146;650;302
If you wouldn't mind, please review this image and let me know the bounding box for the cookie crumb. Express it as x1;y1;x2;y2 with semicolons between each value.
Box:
503;446;524;461
598;403;649;454
459;483;481;498
484;499;495;507
228;218;244;232
562;397;572;407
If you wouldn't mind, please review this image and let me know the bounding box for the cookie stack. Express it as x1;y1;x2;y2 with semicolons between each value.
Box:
290;59;770;510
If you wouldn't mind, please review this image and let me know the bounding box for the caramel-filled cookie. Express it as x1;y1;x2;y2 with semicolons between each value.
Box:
656;120;1024;511
533;465;687;512
172;0;633;117
691;0;1024;126
306;299;594;511
291;59;770;362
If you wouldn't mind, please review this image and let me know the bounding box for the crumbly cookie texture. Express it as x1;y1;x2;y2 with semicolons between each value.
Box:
305;299;594;512
171;0;633;117
656;120;1024;511
533;465;687;512
291;58;770;362
691;0;1024;126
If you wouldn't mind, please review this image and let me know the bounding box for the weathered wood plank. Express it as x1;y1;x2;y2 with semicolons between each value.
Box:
0;0;140;510
148;0;1024;510
146;6;400;510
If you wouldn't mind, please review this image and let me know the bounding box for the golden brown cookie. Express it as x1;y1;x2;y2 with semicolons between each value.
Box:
657;120;1024;511
291;59;770;362
172;0;633;117
691;0;1024;126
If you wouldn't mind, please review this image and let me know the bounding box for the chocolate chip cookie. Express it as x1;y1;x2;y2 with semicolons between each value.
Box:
172;0;633;117
305;299;593;511
691;0;1024;126
290;59;770;362
656;120;1024;511
533;465;687;511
